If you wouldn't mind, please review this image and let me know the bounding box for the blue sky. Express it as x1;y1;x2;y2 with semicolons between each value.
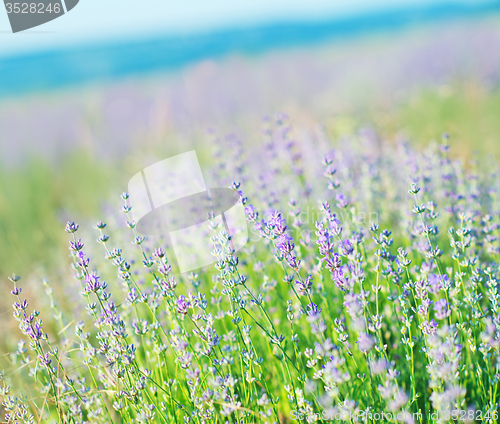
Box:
0;0;493;57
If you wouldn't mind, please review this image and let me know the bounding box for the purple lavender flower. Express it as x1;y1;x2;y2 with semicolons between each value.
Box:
12;109;500;419
332;266;349;292
434;299;451;320
286;255;301;271
84;273;102;293
25;321;44;342
324;253;341;272
276;234;295;255
94;221;107;229
323;165;337;178
340;239;354;257
65;221;79;233
69;239;84;251
176;295;191;315
418;298;433;316
427;273;449;294
335;193;350;209
295;275;313;295
343;293;363;318
329;218;343;237
158;263;172;277
370;358;388;375
244;204;259;223
38;353;52;367
269;211;287;238
11;287;22;296
127;287;139;304
13;298;29;312
420;319;439;336
306;302;321;318
357;333;375;353
153;248;165;259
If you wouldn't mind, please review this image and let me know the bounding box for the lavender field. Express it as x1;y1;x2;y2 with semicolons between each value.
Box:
2;14;500;424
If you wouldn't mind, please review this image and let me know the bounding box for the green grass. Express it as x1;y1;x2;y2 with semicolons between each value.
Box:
326;80;500;161
388;81;500;159
0;151;114;277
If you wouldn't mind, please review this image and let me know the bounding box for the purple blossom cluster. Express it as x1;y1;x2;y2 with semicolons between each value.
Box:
3;116;500;423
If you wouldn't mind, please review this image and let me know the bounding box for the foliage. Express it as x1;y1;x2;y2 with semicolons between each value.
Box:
2;117;500;423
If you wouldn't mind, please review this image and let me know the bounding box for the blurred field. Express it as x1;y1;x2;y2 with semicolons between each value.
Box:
3;13;500;422
1;14;500;343
376;81;500;159
2;81;500;281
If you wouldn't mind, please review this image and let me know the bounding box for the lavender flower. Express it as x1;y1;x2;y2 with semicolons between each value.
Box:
434;299;451;320
357;333;375;353
7;115;500;422
176;295;191;315
295;275;313;295
65;221;79;233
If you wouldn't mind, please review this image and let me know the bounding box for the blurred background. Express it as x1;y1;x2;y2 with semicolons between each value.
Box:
1;0;500;330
